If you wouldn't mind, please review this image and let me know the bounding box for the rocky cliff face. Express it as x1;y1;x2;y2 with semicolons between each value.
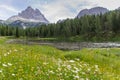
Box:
77;7;109;18
7;6;49;24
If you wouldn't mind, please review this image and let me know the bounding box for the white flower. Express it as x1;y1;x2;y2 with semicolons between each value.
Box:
43;62;48;65
12;73;15;76
80;78;84;80
67;65;71;69
82;72;85;75
74;67;79;71
58;67;61;71
0;69;2;73
74;75;79;79
95;68;99;72
79;64;82;67
87;68;91;72
2;64;7;67
69;60;75;63
95;65;99;69
14;49;18;52
7;52;10;55
72;70;79;74
4;54;7;56
49;70;54;74
59;73;62;76
83;64;88;66
8;63;12;66
86;78;89;80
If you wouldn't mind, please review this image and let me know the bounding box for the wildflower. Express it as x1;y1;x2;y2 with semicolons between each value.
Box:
9;50;12;53
86;78;89;80
8;63;12;66
2;64;7;67
43;62;48;65
61;72;63;75
79;78;84;80
72;70;79;74
69;60;75;63
49;70;54;74
81;72;85;75
67;65;71;69
14;49;18;52
12;73;15;76
74;67;79;71
83;64;88;66
95;65;98;68
58;67;61;71
74;75;79;79
87;68;91;72
95;68;100;73
7;52;10;55
4;54;7;56
0;69;2;73
79;64;82;67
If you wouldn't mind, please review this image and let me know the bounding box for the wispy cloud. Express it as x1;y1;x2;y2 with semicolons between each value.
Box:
0;5;19;20
32;0;120;22
32;0;97;23
0;5;19;13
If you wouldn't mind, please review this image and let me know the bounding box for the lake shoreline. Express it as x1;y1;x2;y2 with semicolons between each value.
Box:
6;39;120;50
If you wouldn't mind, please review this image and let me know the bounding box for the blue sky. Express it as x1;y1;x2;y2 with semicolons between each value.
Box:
0;0;120;23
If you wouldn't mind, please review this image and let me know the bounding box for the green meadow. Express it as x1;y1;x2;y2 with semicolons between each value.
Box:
0;37;120;80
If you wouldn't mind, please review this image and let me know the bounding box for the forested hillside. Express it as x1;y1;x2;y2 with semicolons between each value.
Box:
0;10;120;41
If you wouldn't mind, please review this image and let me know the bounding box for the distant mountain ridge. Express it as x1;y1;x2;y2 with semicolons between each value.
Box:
76;7;109;18
0;6;120;27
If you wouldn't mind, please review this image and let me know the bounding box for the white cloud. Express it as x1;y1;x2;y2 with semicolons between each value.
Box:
0;5;19;20
32;0;98;23
0;5;19;13
33;0;120;23
86;0;120;11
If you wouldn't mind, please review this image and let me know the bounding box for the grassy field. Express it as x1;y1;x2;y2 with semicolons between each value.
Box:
0;37;120;80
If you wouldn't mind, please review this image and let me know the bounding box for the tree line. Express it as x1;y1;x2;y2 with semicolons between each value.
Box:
0;25;24;37
0;10;120;40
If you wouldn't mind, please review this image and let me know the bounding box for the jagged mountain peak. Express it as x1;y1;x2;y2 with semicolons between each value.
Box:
27;6;32;9
77;7;109;18
7;6;49;24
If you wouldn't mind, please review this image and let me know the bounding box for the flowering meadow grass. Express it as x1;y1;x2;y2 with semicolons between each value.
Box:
0;37;120;80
